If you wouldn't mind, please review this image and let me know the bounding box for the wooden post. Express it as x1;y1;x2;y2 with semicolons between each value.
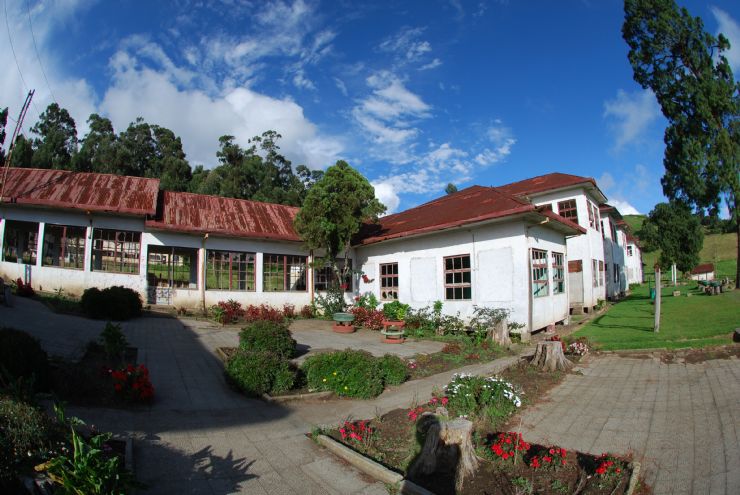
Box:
654;264;661;333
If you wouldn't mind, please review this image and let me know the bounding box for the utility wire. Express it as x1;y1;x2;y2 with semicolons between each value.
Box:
3;0;42;127
26;0;57;104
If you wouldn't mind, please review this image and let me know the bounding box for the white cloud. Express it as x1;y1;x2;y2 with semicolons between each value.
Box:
372;181;400;214
597;172;615;191
610;199;640;216
597;164;655;216
419;58;442;71
711;7;740;73
603;89;660;150
333;77;348;96
474;121;516;165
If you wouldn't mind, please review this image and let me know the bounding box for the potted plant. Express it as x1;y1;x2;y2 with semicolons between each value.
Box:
381;301;409;331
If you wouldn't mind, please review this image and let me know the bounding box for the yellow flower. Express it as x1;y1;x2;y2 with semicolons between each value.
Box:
333;372;337;376
322;378;327;382
344;386;348;390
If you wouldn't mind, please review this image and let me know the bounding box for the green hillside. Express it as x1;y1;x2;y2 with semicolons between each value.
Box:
621;214;737;279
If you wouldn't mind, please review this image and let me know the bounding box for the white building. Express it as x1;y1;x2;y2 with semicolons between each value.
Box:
689;263;714;281
2;168;586;337
496;173;608;314
624;234;644;284
599;204;628;300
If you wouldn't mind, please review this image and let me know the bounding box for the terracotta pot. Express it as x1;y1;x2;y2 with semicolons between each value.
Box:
332;324;356;333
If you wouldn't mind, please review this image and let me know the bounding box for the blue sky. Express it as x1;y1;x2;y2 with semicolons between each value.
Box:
2;0;739;215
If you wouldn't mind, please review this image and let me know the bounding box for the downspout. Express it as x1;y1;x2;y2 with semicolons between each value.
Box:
200;233;208;315
309;249;315;304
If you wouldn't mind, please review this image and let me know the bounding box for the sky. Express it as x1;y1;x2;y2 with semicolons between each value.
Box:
1;0;739;215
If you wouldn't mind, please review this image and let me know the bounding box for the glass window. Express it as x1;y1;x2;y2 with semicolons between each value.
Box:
149;246;200;289
91;229;141;274
263;254;307;291
552;252;565;294
599;260;605;287
2;220;39;265
314;259;352;292
627;245;633;257
531;249;549;297
42;224;86;269
557;199;578;224
380;262;399;301
444;254;471;300
592;259;599;287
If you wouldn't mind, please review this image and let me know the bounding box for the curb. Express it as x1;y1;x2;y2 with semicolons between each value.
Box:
626;461;641;495
263;390;334;402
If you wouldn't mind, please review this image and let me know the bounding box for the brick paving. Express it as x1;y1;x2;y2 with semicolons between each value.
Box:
516;353;740;495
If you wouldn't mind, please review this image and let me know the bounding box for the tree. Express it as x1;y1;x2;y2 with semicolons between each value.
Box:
0;107;7;166
639;201;704;273
445;182;458;194
30;103;78;169
294;160;386;285
150;126;192;191
9;134;34;168
73;114;119;173
116;117;157;177
623;0;740;286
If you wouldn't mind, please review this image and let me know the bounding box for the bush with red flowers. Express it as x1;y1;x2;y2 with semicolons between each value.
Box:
300;305;314;318
110;364;154;402
14;278;36;297
594;453;625;480
529;446;568;470
350;306;384;331
339;420;375;450
244;304;286;324
547;334;566;352
488;432;530;463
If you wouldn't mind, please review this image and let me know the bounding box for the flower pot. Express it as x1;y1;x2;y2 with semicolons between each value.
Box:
382;320;405;331
332;323;356;333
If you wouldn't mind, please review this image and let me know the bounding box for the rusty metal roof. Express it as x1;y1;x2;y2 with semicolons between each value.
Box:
690;263;714;275
146;191;301;242
0;167;159;216
497;172;607;202
356;185;585;246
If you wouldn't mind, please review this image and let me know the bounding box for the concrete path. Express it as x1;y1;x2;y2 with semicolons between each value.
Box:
515;353;740;495
1;299;387;495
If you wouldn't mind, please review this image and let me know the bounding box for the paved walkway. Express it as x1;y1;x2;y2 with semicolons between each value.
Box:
515;353;740;495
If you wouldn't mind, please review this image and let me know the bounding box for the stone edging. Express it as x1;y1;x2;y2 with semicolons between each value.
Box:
626;461;641;495
263;390;334;402
315;434;434;494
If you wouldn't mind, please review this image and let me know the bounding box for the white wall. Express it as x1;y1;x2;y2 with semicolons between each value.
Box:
354;218;570;332
527;187;607;308
601;216;627;299
625;241;643;284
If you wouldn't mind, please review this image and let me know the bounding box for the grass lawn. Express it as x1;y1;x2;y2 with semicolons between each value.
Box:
573;283;739;351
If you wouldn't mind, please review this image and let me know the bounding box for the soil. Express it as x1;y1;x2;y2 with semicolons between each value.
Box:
408;341;509;379
49;343;140;408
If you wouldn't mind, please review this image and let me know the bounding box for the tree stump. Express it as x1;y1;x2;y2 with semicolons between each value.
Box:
532;341;573;372
410;416;478;492
487;317;511;346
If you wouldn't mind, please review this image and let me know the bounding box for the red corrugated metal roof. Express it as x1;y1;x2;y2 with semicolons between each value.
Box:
0;167;159;216
146;191;301;242
356;185;585;246
690;263;714;275
497;172;606;201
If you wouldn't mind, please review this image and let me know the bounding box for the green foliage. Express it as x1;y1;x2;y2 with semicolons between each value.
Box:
0;328;50;391
80;286;142;321
623;0;739;283
99;323;127;361
382;301;410;321
314;285;347;315
238;320;296;358
303;350;401;398
225;350;295;396
379;355;408;386
30;103;78;170
640;202;704;272
445;183;458;194
43;429;139;495
355;292;380;310
0;397;51;480
294;160;386;278
443;374;522;424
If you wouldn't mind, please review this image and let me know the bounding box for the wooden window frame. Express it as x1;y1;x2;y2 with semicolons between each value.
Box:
263;254;307;292
379;262;399;301
531;249;549;297
444;254;472;301
91;228;141;274
314;259;352;292
2;220;39;265
205;250;255;291
557;199;579;225
552;252;565;295
42;224;86;270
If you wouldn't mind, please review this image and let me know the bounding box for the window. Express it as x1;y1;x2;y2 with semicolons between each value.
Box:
557;199;578;224
600;221;606;239
205;250;255;291
314;259;352;292
42;224;86;269
91;229;141;274
147;246;199;289
552;252;565;294
610;223;618;243
380;263;399;301
599;260;605;287
444;255;471;300
592;259;599;287
587;202;600;231
627;245;633;257
613;263;619;283
531;249;549;297
263;254;307;291
2;220;39;264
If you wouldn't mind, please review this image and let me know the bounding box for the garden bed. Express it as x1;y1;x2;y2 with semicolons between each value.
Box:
408;340;512;379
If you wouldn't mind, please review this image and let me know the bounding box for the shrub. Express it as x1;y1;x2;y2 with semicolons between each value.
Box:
314;285;346;316
300;305;314;318
212;300;244;324
0;397;51;480
110;364;154;402
443;373;522;423
0;328;49;391
349;306;384;330
303;350;388;398
81;286;142;321
282;303;296;319
379;355;407;385
354;292;380;310
99;322;127;360
382;301;410;321
225;350;295;396
14;278;35;297
238;320;296;358
244;304;285;324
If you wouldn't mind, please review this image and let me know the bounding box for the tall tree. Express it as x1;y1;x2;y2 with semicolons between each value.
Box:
9;135;34;168
0;107;7;166
640;201;704;273
623;0;740;286
73;114;119;173
445;183;458;194
150;126;192;191
116;117;156;177
294;160;386;285
30;103;78;170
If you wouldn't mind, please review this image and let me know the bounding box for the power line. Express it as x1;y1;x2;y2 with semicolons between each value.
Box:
3;0;42;126
26;0;57;104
